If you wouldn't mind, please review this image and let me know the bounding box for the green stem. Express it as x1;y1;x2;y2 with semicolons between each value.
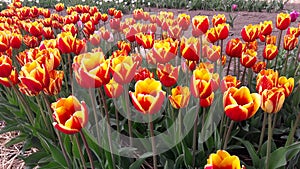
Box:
282;50;290;75
60;56;69;93
35;95;53;137
237;59;240;80
285;112;300;146
124;84;133;146
223;120;234;150
274;30;283;71
219;39;223;75
88;88;101;145
192;104;200;168
241;67;247;85
258;113;267;153
226;56;233;75
295;63;300;77
199;35;203;63
80;130;95;169
234;57;237;77
149;115;157;169
68;53;74;93
266;113;273;169
74;134;87;169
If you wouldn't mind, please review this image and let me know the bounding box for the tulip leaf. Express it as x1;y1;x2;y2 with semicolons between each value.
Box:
233;137;260;168
174;154;185;168
38;161;62;169
5;133;27;147
181;142;193;166
129;157;146;169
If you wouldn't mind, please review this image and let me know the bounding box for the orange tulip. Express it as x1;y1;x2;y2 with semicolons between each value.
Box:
55;3;64;12
169;86;190;109
44;70;64;96
129;78;166;115
261;87;285;114
283;34;298;51
192;15;209;35
111;55;138;84
204;150;246;169
256;69;279;94
0;31;10;52
265;35;277;45
57;32;75;54
134;67;154;82
152;38;178;64
260;20;273;36
180;36;200;61
157;63;179;87
52;95;88;134
0;67;19;87
240;49;257;68
277;76;294;97
190;68;214;99
0;55;12;78
226;38;243;58
200;92;214;107
104;78;123;98
73;52;110;88
215;23;229;40
263;44;278;60
276;13;291;30
19;60;49;94
223;86;261;121
10;33;22;49
28;21;43;37
220;75;241;93
252;61;266;73
23;35;39;48
241;24;259;42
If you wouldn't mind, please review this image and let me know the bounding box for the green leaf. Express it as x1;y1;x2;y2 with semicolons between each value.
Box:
21;151;49;166
174;154;184;168
39;161;62;169
48;142;68;168
5;134;27;147
181;142;193;166
233;137;260;168
129;157;146;169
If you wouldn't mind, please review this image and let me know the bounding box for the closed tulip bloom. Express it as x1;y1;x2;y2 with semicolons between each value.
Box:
177;13;190;31
114;10;123;18
73;52;110;88
117;41;131;54
42;27;54;39
44;70;64;96
205;150;246;169
0;55;12;78
252;61;266;73
0;67;19;87
169;86;190;109
241;24;259;42
101;13;108;22
276;13;291;30
55;3;64;12
129;78;166;115
283;34;298;51
212;14;226;27
260;20;273;36
192;15;209;35
203;45;221;62
286;27;300;37
215;23;229;40
220;75;241;93
104;78;123;98
29;21;43;37
57;32;75;54
111;55;138;84
265;35;277;45
226;38;243;58
52;95;88;134
0;31;10;52
277;76;294;97
134;67;154;82
290;10;300;22
206;27;218;43
110;18;121;31
107;7;115;16
10;33;22;49
89;32;101;46
180;36;200;61
157;63;179;87
240;49;257;68
23;35;39;48
263;44;278;60
167;25;182;40
140;33;155;49
261;87;285;114
19;60;49;94
256;69;279;94
200;92;214;107
190;68;213;99
153;38;178;64
62;24;78;36
223;86;261;122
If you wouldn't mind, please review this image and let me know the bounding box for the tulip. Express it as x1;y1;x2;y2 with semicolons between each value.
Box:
101;13;108;22
80;13;90;23
55;3;64;12
42;27;54;39
283;34;298;51
261;87;285;114
192;15;209;35
286;27;300;37
240;49;257;68
152;38;178;64
204;45;221;62
169;86;190;109
62;24;78;36
133;8;144;20
52;95;88;134
263;44;278;60
111;55;138;85
134;67;154;82
220;75;241;93
212;14;226;27
223;86;261;122
276;13;291;30
232;4;238;11
23;35;39;48
157;63;179;87
260;20;273;36
28;21;43;37
108;8;115;16
252;61;266;73
19;60;49;94
205;150;246;169
226;38;243;58
44;70;64;96
241;24;259;42
104;78;123;98
129;78;166;115
206;28;218;43
109;18;121;31
139;33;155;49
200;92;214;107
180;36;200;61
0;31;10;52
10;33;22;49
190;68;214;99
89;32;101;46
57;32;75;54
256;69;279;94
73;52;110;88
167;25;182;40
265;35;277;45
177;13;190;31
277;76;294;97
114;10;123;19
290;10;299;22
73;39;86;55
0;67;19;87
0;55;12;78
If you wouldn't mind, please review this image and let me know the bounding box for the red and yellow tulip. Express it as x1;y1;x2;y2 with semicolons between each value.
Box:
169;86;190;109
104;78;124;98
157;63;179;87
204;150;246;169
277;76;294;97
111;55;138;84
241;24;259;42
240;49;257;68
261;87;285;114
226;38;243;58
152;38;178;64
220;75;241;93
263;44;278;60
0;55;12;78
283;34;298;51
192;15;209;35
44;70;64;96
190;68;214;99
276;13;291;30
180;36;200;61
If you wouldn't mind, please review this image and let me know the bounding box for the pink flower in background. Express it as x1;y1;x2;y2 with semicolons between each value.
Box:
290;10;300;22
232;4;238;11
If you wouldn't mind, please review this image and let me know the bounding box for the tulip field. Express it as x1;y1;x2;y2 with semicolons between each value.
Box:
0;0;300;168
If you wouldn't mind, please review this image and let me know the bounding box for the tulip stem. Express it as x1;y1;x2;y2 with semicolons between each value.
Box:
88;88;101;145
74;134;87;169
149;115;157;169
282;50;290;75
234;57;237;77
237;59;240;80
223;120;234;150
99;88;116;169
286;112;300;146
295;63;300;77
35;95;53;139
241;67;247;85
274;30;283;71
258;113;267;153
199;35;203;63
266;114;273;169
226;56;233;75
219;39;223;75
68;53;74;93
124;84;133;146
80;130;95;169
192;105;200;168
